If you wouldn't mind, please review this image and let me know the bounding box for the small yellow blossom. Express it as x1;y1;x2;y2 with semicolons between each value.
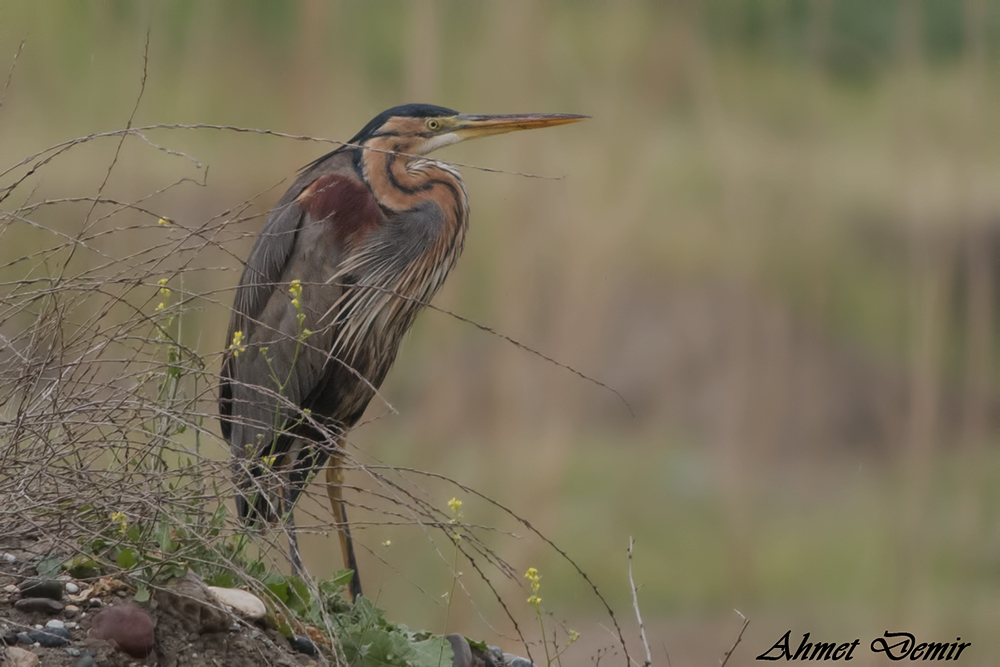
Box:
289;279;303;300
110;511;128;535
525;567;542;608
448;497;463;517
262;454;278;467
157;278;171;299
157;217;170;226
230;330;247;358
155;302;166;312
382;540;392;547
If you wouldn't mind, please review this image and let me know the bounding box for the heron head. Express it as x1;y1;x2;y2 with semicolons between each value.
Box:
351;103;588;156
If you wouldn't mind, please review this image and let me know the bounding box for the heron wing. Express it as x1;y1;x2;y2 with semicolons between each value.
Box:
220;164;380;463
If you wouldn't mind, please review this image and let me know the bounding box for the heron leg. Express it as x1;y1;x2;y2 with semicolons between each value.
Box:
283;478;305;577
326;454;362;600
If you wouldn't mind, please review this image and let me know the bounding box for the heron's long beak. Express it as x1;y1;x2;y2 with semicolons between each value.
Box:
452;113;588;140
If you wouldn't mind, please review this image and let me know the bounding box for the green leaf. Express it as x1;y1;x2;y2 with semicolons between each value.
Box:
117;548;139;570
36;557;62;579
64;556;101;580
134;583;150;603
409;635;455;667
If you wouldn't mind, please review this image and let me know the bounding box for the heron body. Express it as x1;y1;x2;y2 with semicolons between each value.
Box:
218;104;585;600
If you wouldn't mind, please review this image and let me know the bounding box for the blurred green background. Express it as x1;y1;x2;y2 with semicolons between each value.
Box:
3;1;1000;663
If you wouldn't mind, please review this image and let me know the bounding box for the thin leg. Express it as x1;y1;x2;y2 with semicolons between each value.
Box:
283;480;305;577
326;455;362;600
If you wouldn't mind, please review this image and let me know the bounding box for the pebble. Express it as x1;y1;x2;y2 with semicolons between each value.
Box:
16;631;32;644
207;586;268;620
19;579;64;601
289;635;317;656
65;647;81;656
4;584;18;594
90;604;155;659
29;627;71;647
14;597;64;614
65;621;78;629
45;619;65;629
505;656;535;667
3;630;18;645
88;599;102;608
64;605;80;618
447;634;472;667
2;553;16;564
65;582;80;595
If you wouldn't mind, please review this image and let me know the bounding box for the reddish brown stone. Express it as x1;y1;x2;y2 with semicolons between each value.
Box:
89;604;155;658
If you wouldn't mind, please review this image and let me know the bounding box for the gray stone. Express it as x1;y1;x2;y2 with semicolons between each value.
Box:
65;647;81;657
45;619;65;629
64;582;80;595
447;634;472;667
156;572;231;634
28;628;70;647
14;598;64;614
289;635;317;656
16;631;32;644
18;579;63;601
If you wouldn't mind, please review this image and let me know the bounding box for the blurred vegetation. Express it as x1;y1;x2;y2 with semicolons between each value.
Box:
3;1;1000;663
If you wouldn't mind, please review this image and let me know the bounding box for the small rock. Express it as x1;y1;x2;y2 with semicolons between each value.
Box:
75;656;96;667
447;634;473;667
207;586;267;620
4;584;18;594
29;627;71;647
115;590;126;597
90;604;155;659
65;582;80;595
2;553;16;564
14;597;64;614
45;619;65;629
504;655;535;667
19;578;64;601
64;605;80;618
65;647;81;656
5;646;39;667
88;599;102;608
3;630;18;645
16;631;32;644
289;635;317;656
157;573;230;634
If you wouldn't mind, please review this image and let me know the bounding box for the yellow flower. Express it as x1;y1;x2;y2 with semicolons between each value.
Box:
157;278;171;299
157;217;170;226
382;540;392;547
525;567;542;607
448;497;463;517
230;330;246;358
289;279;303;300
155;302;166;312
110;511;128;535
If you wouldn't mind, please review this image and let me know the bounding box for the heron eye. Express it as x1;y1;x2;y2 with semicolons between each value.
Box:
426;119;440;131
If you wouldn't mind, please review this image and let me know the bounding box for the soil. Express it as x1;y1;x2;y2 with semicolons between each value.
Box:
0;537;324;667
